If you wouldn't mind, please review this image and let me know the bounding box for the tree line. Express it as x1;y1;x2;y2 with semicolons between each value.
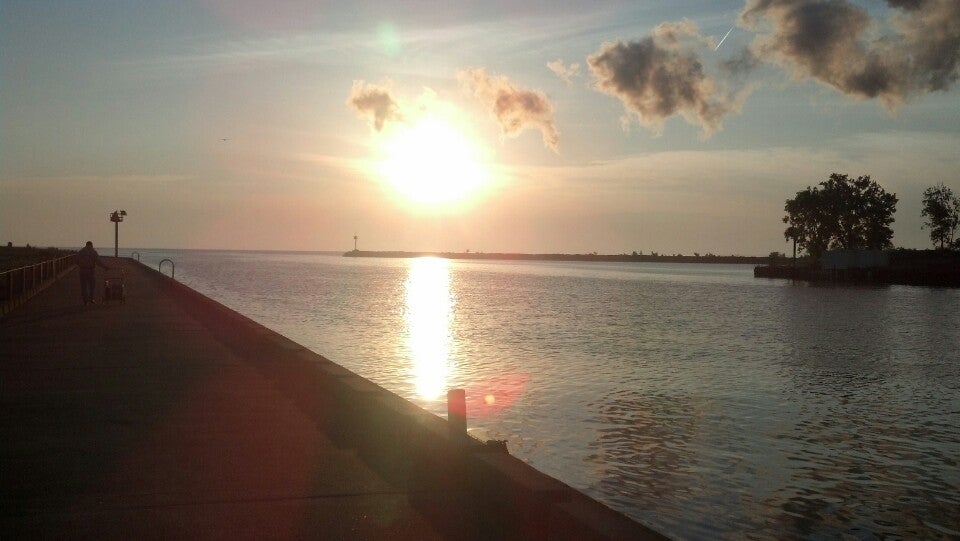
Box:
783;174;959;260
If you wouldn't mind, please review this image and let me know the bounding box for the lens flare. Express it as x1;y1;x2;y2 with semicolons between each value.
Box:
467;373;529;419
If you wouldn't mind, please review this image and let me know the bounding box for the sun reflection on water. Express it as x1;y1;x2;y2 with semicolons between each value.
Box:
404;257;454;400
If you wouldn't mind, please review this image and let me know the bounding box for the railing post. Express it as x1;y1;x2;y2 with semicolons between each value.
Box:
447;389;467;436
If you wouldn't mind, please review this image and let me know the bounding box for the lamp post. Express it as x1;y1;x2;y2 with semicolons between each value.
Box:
110;210;127;257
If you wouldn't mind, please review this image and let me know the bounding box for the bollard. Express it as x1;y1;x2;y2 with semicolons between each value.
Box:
447;389;467;436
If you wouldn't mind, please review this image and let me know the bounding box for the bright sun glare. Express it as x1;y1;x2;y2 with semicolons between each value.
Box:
377;115;490;205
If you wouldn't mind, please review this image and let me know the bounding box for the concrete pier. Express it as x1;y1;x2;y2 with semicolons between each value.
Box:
1;258;668;540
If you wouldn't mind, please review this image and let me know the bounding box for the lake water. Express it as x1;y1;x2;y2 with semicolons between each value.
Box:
134;250;959;540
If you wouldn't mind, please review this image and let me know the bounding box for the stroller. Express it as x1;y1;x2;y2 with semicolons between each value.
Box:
103;266;126;304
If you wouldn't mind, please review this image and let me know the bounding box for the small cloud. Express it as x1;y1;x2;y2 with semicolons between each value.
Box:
458;67;560;152
346;80;402;131
587;19;746;137
547;59;581;85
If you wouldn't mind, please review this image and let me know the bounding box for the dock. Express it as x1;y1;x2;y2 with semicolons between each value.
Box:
1;258;667;540
753;263;960;287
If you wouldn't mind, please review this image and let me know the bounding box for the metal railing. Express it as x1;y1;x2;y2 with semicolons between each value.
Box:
159;258;175;279
1;254;76;316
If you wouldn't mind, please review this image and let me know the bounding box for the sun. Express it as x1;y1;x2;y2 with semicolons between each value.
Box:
376;114;491;205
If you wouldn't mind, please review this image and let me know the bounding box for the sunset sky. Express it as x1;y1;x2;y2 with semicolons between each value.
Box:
2;0;958;255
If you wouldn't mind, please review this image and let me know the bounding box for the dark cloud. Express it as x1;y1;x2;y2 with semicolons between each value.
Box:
346;81;401;131
459;68;560;152
886;0;925;10
587;20;746;136
889;0;960;92
740;0;960;107
721;46;761;77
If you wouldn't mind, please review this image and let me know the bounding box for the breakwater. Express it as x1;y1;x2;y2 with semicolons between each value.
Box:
345;250;768;264
1;258;667;540
111;250;960;538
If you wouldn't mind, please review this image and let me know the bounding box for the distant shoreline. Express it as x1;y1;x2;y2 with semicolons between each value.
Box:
343;250;771;264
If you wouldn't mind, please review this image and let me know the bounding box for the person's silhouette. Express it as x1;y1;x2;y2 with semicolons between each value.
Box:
77;241;108;305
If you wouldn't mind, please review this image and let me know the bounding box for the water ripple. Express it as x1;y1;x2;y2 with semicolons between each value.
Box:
137;251;960;540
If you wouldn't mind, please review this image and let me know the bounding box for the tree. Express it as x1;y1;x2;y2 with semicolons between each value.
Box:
784;173;898;260
921;183;960;249
783;185;835;260
821;174;898;250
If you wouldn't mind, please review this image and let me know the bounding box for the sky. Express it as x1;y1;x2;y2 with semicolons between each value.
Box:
2;0;959;255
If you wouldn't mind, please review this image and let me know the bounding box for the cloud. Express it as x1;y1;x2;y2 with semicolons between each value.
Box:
739;0;960;108
547;60;581;85
458;68;560;152
0;174;194;183
587;20;746;137
885;0;926;11
346;81;401;131
887;0;960;92
721;46;761;77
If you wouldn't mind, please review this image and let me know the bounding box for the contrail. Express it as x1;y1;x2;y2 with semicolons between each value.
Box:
715;26;734;51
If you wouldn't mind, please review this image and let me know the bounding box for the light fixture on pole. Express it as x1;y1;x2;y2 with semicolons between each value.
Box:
110;210;127;258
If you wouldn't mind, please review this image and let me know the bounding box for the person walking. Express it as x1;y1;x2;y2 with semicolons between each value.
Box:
77;241;108;305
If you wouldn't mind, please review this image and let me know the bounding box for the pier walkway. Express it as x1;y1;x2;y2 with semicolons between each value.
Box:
1;259;666;540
